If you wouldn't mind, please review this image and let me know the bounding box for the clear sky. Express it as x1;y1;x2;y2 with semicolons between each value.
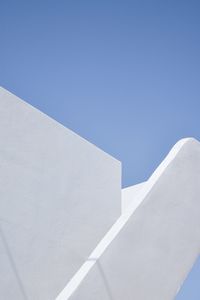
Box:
0;0;200;298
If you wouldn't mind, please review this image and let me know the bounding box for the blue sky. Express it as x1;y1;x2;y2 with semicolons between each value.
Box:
0;0;200;298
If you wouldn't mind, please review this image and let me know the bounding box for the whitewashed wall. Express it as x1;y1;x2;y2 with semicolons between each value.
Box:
0;87;121;300
70;138;200;300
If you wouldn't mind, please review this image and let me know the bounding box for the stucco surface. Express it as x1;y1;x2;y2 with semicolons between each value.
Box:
121;182;145;214
0;87;121;300
70;138;200;300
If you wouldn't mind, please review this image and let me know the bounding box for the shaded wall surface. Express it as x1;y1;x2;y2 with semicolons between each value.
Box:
0;88;121;300
70;139;200;300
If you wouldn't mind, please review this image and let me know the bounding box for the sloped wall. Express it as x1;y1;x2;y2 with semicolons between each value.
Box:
70;138;200;300
0;87;121;300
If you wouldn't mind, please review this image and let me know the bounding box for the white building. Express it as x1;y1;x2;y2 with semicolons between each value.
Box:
0;87;199;300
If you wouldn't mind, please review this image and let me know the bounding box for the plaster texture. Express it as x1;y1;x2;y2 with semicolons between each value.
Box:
56;181;147;300
0;87;121;300
69;138;200;300
121;182;145;214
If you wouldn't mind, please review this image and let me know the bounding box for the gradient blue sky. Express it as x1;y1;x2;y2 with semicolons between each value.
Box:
0;0;200;298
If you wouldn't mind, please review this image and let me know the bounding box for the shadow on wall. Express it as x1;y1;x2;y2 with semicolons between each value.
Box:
88;258;114;300
0;224;28;300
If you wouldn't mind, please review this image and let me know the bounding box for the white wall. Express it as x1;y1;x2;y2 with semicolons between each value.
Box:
0;87;121;300
70;138;200;300
121;182;145;214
